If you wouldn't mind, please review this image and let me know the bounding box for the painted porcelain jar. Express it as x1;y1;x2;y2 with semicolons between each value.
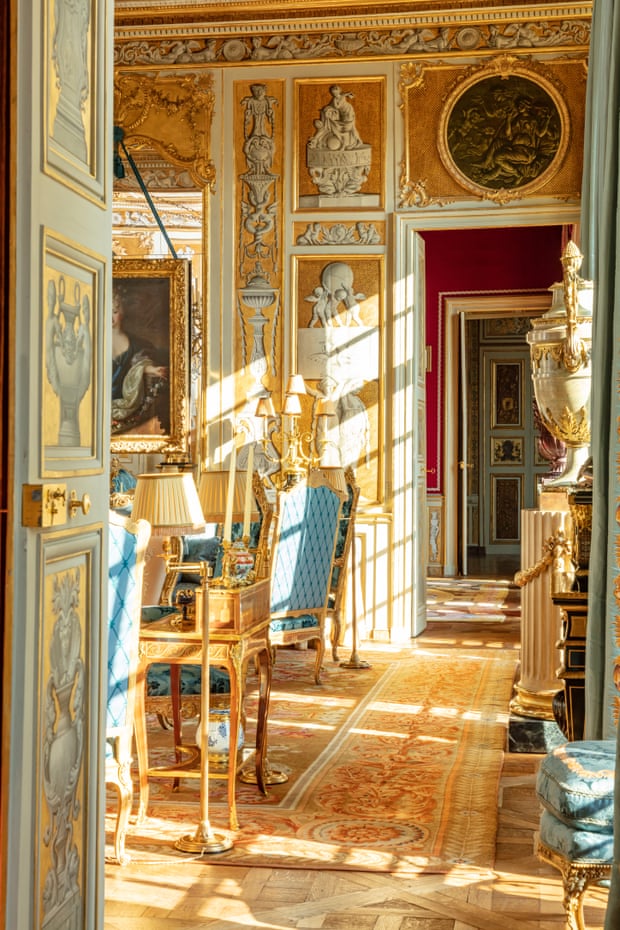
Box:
195;703;245;770
527;241;594;487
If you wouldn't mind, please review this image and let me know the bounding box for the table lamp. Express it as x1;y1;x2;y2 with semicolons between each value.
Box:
131;467;233;854
198;468;258;587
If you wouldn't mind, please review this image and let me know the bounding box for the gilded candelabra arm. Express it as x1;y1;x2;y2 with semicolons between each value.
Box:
561;241;587;373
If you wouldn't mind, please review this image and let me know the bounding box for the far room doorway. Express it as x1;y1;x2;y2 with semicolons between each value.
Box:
420;225;567;578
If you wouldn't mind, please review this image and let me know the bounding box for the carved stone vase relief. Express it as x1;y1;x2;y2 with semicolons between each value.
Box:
297;79;384;209
296;258;381;498
45;274;92;448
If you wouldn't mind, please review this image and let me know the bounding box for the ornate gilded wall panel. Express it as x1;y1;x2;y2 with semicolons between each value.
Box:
399;55;586;207
294;77;385;211
114;71;216;191
233;80;285;461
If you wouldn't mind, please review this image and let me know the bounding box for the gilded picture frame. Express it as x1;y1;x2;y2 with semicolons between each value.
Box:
111;258;191;455
438;66;569;200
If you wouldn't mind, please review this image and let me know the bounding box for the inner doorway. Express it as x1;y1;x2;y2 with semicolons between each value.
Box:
444;293;552;578
463;316;551;577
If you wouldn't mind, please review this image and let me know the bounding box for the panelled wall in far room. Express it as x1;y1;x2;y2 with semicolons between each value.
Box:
113;5;588;637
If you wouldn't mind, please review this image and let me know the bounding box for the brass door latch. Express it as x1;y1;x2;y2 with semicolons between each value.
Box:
22;485;92;527
22;484;67;527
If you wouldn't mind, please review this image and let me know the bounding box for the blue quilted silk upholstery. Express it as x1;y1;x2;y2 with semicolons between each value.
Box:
111;467;137;495
270;483;341;614
539;810;614;863
536;740;616;833
536;740;615;928
107;519;143;731
269;614;319;632
269;477;343;683
106;512;150;865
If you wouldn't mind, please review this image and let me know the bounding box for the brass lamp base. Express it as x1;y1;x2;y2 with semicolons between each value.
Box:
340;653;371;669
239;760;288;786
175;821;233;855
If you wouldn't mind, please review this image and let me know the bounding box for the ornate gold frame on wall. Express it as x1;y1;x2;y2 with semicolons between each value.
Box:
399;54;583;208
111;257;191;455
437;59;570;203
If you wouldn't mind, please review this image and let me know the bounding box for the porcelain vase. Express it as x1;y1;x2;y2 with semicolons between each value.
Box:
527;242;594;487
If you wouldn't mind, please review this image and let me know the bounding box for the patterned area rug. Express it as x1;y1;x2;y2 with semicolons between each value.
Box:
111;644;517;874
426;578;521;622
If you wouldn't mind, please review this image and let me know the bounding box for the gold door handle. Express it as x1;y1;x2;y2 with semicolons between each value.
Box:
69;490;91;517
458;461;474;471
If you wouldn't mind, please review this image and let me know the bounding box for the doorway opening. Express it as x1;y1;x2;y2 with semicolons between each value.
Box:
443;292;552;578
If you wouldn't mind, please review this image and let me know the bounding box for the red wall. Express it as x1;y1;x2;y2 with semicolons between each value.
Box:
420;225;565;493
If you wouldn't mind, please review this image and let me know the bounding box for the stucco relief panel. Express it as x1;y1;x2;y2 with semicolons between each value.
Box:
45;0;107;201
35;531;100;930
233;80;285;464
399;55;586;208
42;232;105;476
295;78;385;211
294;255;383;505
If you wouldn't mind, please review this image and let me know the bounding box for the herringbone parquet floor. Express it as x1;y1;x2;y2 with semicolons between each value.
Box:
105;617;610;930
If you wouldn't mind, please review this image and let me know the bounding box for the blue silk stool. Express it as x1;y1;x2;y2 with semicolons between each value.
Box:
536;740;614;929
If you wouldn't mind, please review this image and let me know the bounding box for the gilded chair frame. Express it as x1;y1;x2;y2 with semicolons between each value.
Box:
328;466;360;661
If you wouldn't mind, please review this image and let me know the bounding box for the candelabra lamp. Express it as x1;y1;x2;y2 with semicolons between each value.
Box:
256;372;336;488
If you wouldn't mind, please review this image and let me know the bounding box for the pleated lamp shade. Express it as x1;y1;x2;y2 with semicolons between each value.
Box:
132;471;206;536
285;373;307;395
282;392;302;416
197;470;250;523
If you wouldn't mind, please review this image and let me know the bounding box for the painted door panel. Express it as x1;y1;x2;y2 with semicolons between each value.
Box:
4;3;112;929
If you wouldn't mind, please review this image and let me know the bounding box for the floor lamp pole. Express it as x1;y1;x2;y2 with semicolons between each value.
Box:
176;582;232;854
340;524;371;670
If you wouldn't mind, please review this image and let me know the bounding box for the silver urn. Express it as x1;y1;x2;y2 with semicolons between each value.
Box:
527;241;593;487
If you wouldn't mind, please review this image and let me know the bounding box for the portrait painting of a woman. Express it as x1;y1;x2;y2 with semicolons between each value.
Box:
111;278;170;436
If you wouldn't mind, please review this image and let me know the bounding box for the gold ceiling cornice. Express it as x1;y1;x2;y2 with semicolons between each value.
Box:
114;0;591;24
114;3;591;68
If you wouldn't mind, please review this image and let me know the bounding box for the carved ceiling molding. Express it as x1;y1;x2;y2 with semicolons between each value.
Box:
114;5;591;67
114;71;216;190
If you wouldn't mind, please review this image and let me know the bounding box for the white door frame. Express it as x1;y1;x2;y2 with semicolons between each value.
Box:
443;293;550;576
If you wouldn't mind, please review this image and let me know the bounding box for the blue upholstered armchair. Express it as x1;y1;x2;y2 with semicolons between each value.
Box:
269;470;345;683
105;510;150;864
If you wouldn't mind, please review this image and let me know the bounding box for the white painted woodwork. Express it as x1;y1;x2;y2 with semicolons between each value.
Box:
5;2;113;928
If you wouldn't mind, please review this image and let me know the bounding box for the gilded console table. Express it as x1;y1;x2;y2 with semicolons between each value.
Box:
551;589;588;742
134;577;272;831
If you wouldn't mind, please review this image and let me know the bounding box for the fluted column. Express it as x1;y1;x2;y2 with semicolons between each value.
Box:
510;506;573;718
